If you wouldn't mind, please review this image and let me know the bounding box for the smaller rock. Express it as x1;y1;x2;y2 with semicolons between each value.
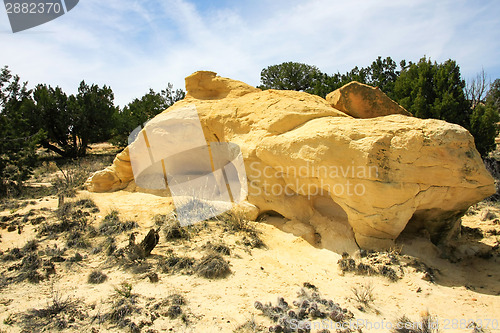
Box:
326;81;411;118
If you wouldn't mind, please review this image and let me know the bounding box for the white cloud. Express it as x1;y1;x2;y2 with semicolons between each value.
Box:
0;0;499;106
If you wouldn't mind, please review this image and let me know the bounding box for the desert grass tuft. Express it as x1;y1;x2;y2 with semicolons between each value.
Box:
338;252;401;282
16;289;85;332
22;239;38;253
234;315;266;332
40;201;89;238
392;314;440;333
2;247;23;261
88;270;108;284
338;257;356;273
165;294;186;319
220;212;254;233
66;231;90;249
194;253;231;279
154;214;191;241
51;164;94;197
16;253;44;283
378;265;399;282
75;198;99;211
157;253;195;274
203;241;231;255
351;282;375;307
98;210;138;236
103;282;141;328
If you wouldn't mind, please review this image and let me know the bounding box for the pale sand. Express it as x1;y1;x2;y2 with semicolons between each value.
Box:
0;190;499;332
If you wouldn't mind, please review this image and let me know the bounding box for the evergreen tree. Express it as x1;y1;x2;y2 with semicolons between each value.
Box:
469;103;499;156
112;84;185;147
392;57;470;128
259;62;323;92
26;81;117;157
0;66;41;196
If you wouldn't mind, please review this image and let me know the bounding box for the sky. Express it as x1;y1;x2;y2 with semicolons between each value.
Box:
1;0;499;107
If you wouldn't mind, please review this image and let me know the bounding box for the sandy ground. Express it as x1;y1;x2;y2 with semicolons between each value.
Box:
0;190;499;333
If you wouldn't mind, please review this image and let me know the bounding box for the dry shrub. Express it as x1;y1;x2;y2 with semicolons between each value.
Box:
203;241;231;255
351;282;375;306
194;253;231;279
98;210;137;235
392;314;440;333
88;270;107;284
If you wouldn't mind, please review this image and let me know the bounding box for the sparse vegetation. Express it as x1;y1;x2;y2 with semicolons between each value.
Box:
51;164;91;197
221;211;253;232
38;200;94;240
392;314;440;333
88;270;108;284
68;252;83;263
1;247;23;262
194;253;231;279
145;292;191;325
351;282;375;307
155;213;192;241
235;315;266;333
0;126;498;332
103;296;141;328
22;239;38;253
164;293;186;319
378;265;399;282
254;284;354;332
66;230;90;249
95;236;117;256
114;282;135;299
217;212;266;251
98;210;138;235
203;241;231;255
15;252;44;283
101;282;141;329
44;244;66;259
338;252;402;282
75;197;99;211
158;253;195;274
16;289;87;332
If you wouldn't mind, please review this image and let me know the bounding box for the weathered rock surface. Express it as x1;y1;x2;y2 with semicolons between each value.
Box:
326;81;412;118
86;71;495;252
86;148;133;192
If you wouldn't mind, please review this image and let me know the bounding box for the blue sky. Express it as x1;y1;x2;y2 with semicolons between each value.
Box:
1;0;499;107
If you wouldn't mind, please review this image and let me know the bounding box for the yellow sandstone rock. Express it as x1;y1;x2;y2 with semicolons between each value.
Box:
86;71;495;252
326;81;412;118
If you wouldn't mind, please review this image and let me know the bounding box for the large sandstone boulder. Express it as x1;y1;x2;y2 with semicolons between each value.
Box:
86;71;495;252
